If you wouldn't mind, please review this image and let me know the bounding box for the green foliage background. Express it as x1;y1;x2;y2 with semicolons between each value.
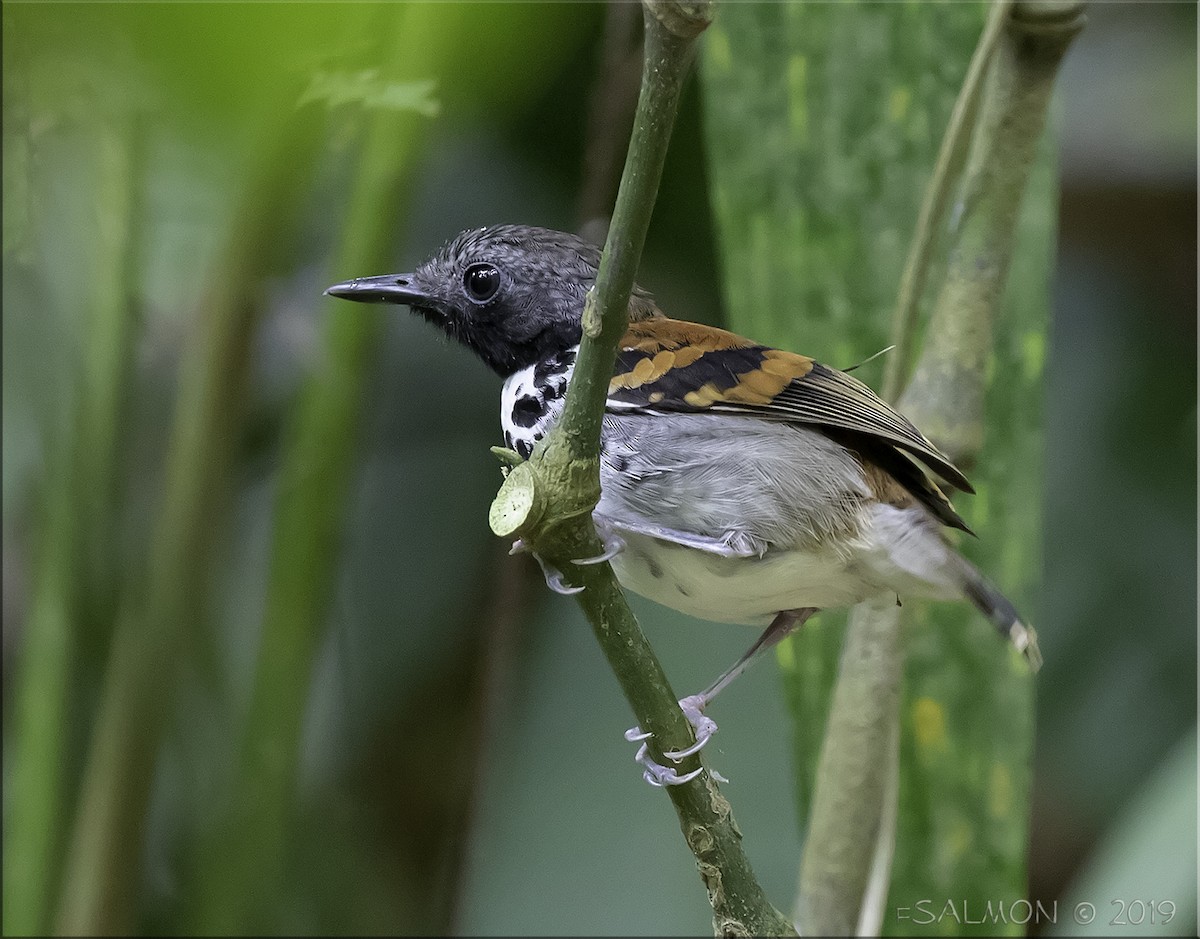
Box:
2;2;1195;935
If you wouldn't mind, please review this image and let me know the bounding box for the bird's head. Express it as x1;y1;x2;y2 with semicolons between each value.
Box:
325;224;659;376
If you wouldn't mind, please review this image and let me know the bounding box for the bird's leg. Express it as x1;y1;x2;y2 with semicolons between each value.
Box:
678;607;820;729
625;608;819;783
662;607;818;761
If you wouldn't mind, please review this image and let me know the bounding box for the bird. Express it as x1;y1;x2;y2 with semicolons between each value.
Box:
326;223;1040;786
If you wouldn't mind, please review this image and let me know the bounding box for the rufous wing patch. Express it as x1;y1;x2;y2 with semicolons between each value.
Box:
619;319;755;353
721;350;813;404
610;319;813;409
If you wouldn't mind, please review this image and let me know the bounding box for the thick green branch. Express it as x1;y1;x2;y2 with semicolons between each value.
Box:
558;0;705;461
489;2;796;934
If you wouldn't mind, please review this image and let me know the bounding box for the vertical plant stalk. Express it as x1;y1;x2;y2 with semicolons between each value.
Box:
488;2;795;934
795;2;1084;935
898;1;1085;455
186;8;429;931
795;4;1012;934
795;598;901;936
53;107;326;937
855;710;900;937
4;466;77;938
3;116;139;936
882;0;1014;402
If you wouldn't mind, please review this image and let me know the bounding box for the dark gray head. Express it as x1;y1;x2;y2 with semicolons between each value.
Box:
325;224;657;376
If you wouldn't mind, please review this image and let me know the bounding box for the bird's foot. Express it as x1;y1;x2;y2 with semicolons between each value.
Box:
508;531;625;594
664;694;720;760
624;694;728;787
631;742;705;787
509;539;584;595
572;532;626;566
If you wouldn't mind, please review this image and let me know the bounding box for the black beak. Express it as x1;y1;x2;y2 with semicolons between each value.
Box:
324;273;429;305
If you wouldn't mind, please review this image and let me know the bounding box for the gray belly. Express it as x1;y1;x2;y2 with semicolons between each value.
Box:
596;413;871;555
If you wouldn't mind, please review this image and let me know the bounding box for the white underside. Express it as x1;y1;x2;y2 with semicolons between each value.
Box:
608;531;868;625
602;503;963;628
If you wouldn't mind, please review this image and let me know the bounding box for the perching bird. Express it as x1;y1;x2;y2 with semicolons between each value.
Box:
326;224;1040;786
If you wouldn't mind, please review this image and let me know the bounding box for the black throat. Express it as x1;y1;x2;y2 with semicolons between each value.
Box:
453;313;583;378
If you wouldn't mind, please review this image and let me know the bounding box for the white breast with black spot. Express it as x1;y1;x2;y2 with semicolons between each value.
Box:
500;346;578;459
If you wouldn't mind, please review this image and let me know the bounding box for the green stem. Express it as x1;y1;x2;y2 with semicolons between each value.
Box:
4;470;77;937
558;1;705;461
882;0;1014;403
795;598;902;935
489;2;795;934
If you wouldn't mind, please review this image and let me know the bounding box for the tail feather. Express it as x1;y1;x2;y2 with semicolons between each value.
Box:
957;561;1042;671
867;504;1043;670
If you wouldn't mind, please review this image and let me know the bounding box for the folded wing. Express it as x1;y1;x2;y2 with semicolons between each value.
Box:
607;319;974;530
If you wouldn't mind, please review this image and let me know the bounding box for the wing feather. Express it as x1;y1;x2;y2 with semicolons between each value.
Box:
608;319;974;498
763;363;973;492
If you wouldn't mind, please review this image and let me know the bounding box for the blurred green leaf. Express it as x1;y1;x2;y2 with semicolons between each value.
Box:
54;84;331;936
889;101;1057;939
298;70;440;116
1050;730;1197;937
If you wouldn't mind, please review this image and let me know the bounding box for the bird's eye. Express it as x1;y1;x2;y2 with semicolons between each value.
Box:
463;263;501;304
